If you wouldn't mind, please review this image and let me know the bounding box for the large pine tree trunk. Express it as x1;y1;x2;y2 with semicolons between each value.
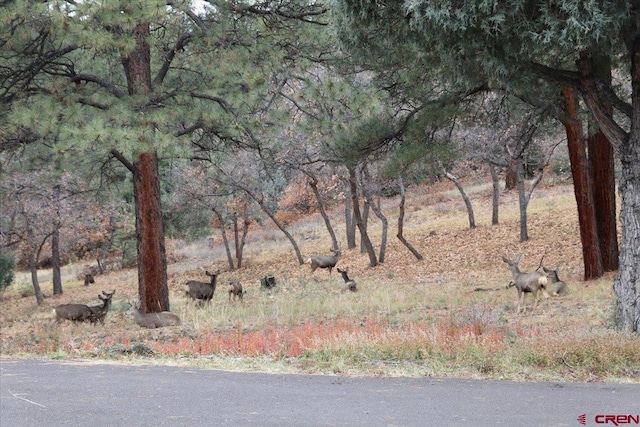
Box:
133;152;169;313
561;87;604;280
589;130;619;272
125;22;169;313
51;226;62;295
590;53;619;272
613;146;640;333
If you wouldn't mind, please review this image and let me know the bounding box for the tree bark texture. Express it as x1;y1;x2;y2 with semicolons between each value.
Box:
123;21;169;313
133;152;169;313
561;87;604;280
396;176;423;260
444;170;476;229
589;129;619;272
52;227;62;295
348;168;377;267
489;163;500;225
612;42;640;333
309;178;339;251
589;54;619;272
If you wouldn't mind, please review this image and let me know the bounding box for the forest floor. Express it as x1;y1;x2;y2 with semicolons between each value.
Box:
1;172;639;382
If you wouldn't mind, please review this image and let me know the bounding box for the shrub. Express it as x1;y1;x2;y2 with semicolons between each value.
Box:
0;253;15;293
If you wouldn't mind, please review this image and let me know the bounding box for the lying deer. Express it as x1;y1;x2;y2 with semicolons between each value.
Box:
126;301;181;329
502;254;549;313
185;270;219;304
307;248;341;276
543;265;569;296
54;290;115;325
337;268;357;292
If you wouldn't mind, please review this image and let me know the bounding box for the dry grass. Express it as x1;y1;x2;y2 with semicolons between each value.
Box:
1;178;639;382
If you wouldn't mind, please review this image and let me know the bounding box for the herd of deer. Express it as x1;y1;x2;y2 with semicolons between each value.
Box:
53;248;568;328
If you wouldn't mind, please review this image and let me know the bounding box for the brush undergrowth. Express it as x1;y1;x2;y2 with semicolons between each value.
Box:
1;182;639;382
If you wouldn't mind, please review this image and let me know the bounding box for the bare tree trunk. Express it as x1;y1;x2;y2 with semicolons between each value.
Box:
590;52;619;272
489;163;500;225
444;170;476;229
561;87;603;279
505;168;517;190
514;162;529;242
236;213;250;269
212;207;235;270
396;176;423;260
28;250;43;305
360;199;370;254
308;177;339;251
344;180;356;249
132;151;169;313
51;226;62;295
348;167;377;267
590;129;619;272
361;178;387;263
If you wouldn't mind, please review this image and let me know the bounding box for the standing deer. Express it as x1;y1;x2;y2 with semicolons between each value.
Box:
126;301;181;328
307;249;341;276
185;270;219;304
543;265;569;296
502;254;549;313
88;290;116;324
337;268;357;292
228;281;244;302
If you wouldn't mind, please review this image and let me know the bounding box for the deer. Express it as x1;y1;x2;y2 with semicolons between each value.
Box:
307;248;341;276
260;275;276;289
228;281;244;302
502;254;549;314
87;290;116;325
185;270;219;304
543;265;569;296
126;301;181;329
54;302;95;324
84;274;95;286
336;268;357;292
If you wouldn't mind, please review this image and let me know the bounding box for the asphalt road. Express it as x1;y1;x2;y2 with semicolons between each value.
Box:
1;358;638;427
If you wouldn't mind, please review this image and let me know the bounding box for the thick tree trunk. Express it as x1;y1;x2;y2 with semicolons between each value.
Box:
613;146;640;333
344;181;356;249
589;130;619;272
123;21;169;313
590;53;619;272
514;162;529;242
561;87;603;280
133;152;169;313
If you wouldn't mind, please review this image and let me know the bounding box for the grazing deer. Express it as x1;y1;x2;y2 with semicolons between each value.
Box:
502;254;549;313
228;281;244;302
307;248;341;276
185;270;219;304
337;268;357;292
542;265;569;296
126;301;181;329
